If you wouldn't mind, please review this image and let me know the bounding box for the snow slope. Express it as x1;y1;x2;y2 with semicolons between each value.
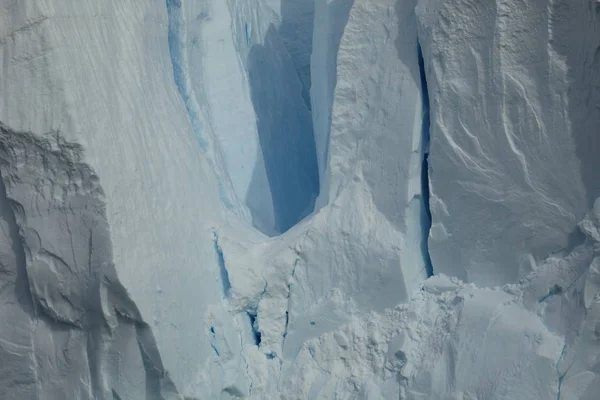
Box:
1;0;599;399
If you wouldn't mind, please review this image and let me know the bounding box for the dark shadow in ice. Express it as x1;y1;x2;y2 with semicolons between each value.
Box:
246;25;320;234
212;233;231;298
247;311;262;346
280;0;315;109
392;0;434;276
418;41;434;278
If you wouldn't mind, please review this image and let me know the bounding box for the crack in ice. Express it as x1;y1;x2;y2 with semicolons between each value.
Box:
417;40;434;278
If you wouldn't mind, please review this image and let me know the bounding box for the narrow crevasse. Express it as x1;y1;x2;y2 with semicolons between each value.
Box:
417;41;434;278
556;342;567;400
213;232;232;298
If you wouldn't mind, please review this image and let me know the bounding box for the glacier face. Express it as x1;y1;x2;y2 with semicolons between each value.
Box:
0;0;599;399
417;0;600;286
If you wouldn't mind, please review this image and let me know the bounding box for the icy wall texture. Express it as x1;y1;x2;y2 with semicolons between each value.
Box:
0;125;178;399
168;0;320;236
417;0;600;286
0;0;599;399
0;1;234;397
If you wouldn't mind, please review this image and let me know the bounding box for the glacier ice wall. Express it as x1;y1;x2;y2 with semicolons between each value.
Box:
0;126;178;399
417;0;600;286
168;0;320;236
1;0;599;399
0;1;239;397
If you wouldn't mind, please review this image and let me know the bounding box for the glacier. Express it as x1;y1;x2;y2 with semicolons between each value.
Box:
0;0;599;399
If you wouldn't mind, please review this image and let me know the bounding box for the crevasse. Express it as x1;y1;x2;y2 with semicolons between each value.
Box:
418;41;434;277
168;0;320;236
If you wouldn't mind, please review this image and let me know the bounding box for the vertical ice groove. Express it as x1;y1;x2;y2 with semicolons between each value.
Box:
166;0;208;151
165;0;240;212
417;40;434;278
134;321;179;400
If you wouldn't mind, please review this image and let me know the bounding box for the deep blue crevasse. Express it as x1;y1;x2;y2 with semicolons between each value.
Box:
212;233;231;298
209;325;220;356
417;42;434;278
167;0;318;235
246;25;320;234
247;312;262;346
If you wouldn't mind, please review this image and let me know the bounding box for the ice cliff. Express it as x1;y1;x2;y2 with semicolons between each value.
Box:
0;0;599;399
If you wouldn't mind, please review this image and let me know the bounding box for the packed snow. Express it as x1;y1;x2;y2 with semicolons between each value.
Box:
0;0;599;399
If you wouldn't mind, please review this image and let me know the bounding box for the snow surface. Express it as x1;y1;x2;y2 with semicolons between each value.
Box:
0;0;599;399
